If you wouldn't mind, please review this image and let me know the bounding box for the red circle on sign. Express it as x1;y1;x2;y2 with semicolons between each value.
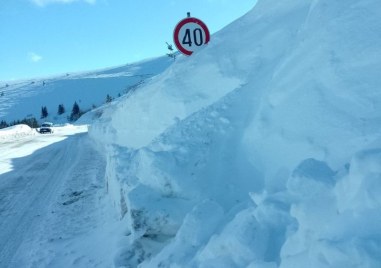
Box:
173;17;210;56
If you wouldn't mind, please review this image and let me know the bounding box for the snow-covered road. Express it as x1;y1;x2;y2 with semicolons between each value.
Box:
0;126;119;267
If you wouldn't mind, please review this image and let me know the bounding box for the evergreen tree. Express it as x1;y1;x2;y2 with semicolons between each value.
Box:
58;104;65;115
0;120;8;129
41;106;48;119
70;101;81;121
106;94;113;103
72;101;80;115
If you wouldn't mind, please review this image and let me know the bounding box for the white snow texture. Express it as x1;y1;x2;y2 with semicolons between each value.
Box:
89;0;381;267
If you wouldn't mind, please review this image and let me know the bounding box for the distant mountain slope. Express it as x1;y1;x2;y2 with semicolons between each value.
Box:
0;56;174;124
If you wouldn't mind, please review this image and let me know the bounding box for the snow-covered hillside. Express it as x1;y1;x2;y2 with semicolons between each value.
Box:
0;56;173;124
90;0;381;267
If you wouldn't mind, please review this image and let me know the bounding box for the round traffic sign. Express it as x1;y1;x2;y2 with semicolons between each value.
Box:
173;17;210;56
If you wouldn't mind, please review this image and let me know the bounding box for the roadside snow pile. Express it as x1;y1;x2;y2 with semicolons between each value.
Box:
0;124;35;142
90;0;381;267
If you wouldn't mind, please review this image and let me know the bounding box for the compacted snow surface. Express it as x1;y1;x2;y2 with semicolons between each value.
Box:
0;125;120;267
89;0;381;267
1;0;381;267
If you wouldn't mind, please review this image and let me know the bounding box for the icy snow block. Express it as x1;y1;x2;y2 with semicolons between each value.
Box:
292;158;335;185
336;148;381;211
142;201;224;267
197;207;269;267
288;158;336;198
127;184;192;238
176;200;224;247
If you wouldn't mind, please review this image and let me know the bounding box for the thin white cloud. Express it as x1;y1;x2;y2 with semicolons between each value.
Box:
31;0;96;7
206;0;228;3
28;52;43;62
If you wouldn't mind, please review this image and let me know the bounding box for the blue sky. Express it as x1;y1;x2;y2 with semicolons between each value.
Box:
0;0;256;81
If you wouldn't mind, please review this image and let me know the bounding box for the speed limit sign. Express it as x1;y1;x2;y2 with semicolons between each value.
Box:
173;16;210;56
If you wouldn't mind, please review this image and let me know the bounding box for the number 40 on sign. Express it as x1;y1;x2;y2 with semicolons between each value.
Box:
173;14;210;56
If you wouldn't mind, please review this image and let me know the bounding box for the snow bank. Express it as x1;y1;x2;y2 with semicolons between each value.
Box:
90;0;381;267
0;124;35;142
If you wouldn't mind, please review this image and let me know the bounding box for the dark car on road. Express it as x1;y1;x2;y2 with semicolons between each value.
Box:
39;122;54;134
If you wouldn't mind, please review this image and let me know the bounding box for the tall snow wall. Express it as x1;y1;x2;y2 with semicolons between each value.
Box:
90;0;381;267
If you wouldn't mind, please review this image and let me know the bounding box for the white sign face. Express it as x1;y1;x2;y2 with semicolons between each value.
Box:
173;17;210;56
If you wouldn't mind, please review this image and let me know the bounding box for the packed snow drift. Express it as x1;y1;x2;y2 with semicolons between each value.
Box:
89;0;381;267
